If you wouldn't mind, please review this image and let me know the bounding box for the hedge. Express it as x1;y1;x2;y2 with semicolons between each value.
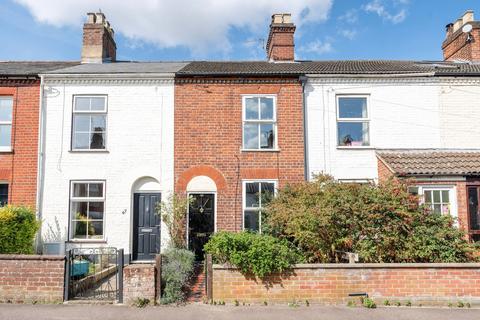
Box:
0;206;40;254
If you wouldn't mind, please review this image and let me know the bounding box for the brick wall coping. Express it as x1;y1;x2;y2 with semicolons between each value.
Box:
213;263;480;270
125;263;155;269
0;254;65;261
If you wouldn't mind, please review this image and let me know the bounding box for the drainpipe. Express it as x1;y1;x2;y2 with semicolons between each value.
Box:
299;76;309;181
35;75;46;253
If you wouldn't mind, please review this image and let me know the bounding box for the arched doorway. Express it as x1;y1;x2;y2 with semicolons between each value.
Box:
131;177;161;261
187;176;217;260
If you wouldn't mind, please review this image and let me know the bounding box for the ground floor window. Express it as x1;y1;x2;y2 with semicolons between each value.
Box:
243;180;276;232
0;184;8;206
411;186;457;219
70;181;105;240
423;189;451;215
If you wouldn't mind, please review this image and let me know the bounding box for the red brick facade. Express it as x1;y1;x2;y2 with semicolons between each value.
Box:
174;78;304;231
0;81;40;207
212;263;480;305
377;157;395;182
0;254;65;303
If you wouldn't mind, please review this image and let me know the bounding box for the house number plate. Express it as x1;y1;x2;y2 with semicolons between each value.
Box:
141;228;153;233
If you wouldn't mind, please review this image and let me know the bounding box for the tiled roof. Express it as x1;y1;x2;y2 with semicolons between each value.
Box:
2;60;480;77
177;60;433;76
0;61;79;76
47;62;189;74
177;60;480;76
377;149;480;176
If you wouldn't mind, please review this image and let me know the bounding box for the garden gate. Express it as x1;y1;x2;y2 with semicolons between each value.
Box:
65;247;123;303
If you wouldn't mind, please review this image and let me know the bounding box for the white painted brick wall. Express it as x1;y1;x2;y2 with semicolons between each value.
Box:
40;80;174;256
306;79;478;181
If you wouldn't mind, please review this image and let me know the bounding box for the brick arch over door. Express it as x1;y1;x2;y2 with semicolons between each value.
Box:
176;165;227;192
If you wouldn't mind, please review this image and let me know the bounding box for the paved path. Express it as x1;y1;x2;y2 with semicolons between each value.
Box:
1;303;479;320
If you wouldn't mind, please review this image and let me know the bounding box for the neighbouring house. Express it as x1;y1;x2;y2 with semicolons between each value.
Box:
305;10;480;240
0;61;76;209
30;9;480;262
39;13;186;262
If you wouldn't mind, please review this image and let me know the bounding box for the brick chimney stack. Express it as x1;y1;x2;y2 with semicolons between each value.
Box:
81;12;116;63
266;13;296;62
442;10;480;62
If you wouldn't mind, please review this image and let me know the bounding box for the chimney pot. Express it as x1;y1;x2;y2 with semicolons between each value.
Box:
453;18;463;32
95;12;105;24
272;13;292;24
86;12;96;24
445;23;454;36
463;10;474;24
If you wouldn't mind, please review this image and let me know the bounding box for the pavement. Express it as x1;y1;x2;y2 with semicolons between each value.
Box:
0;303;479;320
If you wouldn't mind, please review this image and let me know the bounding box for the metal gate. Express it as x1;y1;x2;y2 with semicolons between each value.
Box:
65;247;123;302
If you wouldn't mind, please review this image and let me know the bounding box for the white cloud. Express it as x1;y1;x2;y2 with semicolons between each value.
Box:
300;39;333;54
13;0;333;55
339;29;357;40
363;0;407;24
338;9;358;24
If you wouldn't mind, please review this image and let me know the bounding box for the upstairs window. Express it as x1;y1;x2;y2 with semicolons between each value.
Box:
243;181;276;232
70;181;105;240
243;96;276;150
337;96;370;147
0;97;13;151
72;96;107;150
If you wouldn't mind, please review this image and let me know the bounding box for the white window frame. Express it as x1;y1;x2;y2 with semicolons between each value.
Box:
336;95;371;148
71;95;108;151
242;179;278;232
417;185;458;222
242;95;278;151
69;180;106;241
0;96;13;152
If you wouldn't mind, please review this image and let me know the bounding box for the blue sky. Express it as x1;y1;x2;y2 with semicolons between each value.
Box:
0;0;479;62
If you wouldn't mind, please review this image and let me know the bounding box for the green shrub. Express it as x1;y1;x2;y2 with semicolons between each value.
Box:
362;297;376;309
157;194;192;249
265;175;477;263
0;206;40;254
204;231;303;278
160;248;195;304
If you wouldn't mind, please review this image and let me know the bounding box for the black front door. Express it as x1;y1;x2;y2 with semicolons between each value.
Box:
133;193;161;261
188;193;215;260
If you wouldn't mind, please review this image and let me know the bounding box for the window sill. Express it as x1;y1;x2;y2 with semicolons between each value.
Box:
241;148;281;153
69;150;109;153
336;146;374;150
66;239;107;243
0;148;13;153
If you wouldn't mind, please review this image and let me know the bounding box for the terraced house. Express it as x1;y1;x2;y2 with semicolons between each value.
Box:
0;61;76;209
14;9;479;262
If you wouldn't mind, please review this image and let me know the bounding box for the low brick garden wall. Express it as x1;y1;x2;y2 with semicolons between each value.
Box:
123;264;156;304
0;254;65;303
212;263;480;306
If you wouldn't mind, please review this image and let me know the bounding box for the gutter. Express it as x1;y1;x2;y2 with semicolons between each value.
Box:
306;72;436;78
41;73;176;79
299;75;309;181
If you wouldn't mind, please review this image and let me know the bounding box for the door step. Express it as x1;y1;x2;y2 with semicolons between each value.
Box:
187;263;206;303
